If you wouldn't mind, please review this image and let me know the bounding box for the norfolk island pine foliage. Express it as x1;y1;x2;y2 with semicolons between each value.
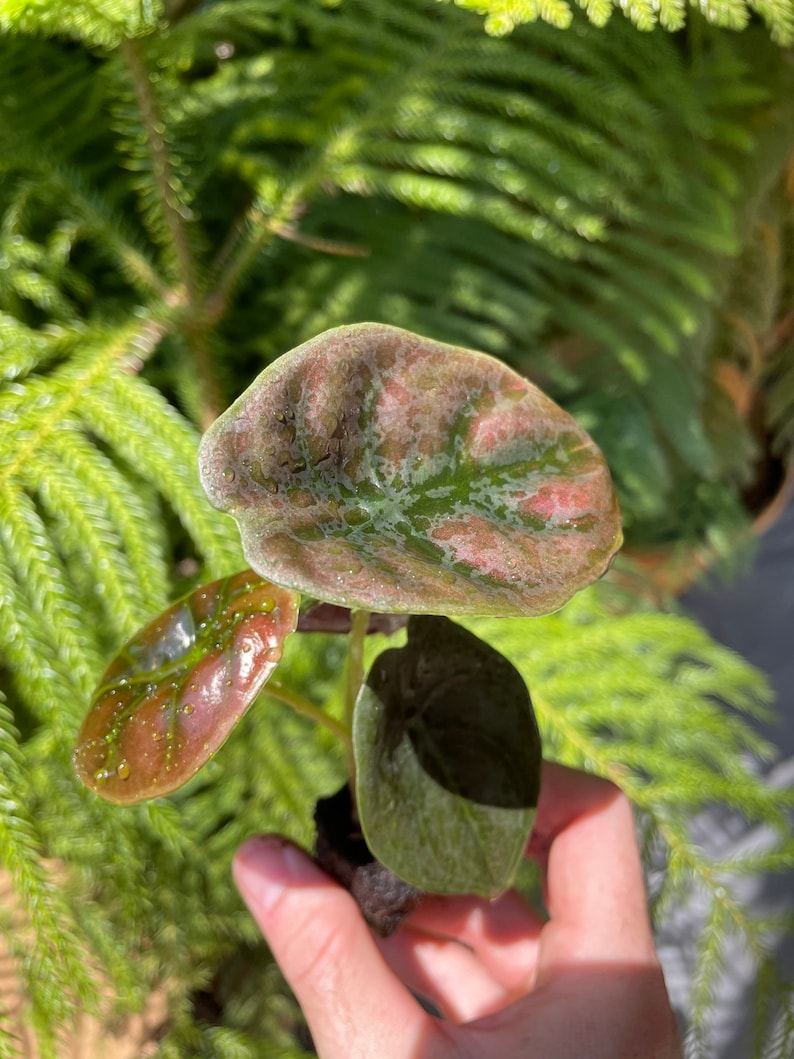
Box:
1;1;794;1055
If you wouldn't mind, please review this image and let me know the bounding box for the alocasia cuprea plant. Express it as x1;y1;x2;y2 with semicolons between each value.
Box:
73;323;622;923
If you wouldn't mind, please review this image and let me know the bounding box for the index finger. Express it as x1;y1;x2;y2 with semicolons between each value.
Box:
529;762;658;974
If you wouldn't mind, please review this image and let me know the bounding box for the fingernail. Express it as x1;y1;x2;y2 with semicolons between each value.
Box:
234;835;313;914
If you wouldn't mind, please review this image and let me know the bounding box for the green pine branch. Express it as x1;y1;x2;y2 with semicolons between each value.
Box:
0;696;100;1055
0;317;242;737
0;0;162;46
444;0;794;43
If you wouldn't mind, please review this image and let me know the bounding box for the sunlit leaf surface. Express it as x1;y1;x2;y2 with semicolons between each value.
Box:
73;571;299;804
199;324;622;616
353;616;541;896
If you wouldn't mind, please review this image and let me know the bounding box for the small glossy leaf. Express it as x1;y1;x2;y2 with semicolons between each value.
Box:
199;323;622;617
353;615;541;897
73;570;299;805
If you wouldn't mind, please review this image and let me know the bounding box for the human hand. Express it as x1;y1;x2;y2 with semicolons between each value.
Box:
233;762;681;1059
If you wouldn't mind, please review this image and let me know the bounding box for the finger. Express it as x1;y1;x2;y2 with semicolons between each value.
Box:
233;836;436;1059
403;890;543;992
529;762;657;973
377;927;509;1022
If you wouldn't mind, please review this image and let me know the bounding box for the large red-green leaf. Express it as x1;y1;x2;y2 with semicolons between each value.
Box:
353;616;541;897
199;323;622;617
73;571;299;805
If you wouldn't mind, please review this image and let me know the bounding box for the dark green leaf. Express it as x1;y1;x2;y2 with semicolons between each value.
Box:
199;324;622;617
73;570;299;804
353;615;541;896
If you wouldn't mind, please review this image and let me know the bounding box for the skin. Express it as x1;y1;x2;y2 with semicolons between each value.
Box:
233;762;682;1059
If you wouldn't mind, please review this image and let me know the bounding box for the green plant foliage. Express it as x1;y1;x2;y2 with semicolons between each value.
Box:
354;615;541;895
1;1;792;546
200;323;622;616
0;692;101;1055
195;0;793;548
444;0;794;43
703;122;794;469
0;0;792;1053
0;323;244;716
0;0;161;47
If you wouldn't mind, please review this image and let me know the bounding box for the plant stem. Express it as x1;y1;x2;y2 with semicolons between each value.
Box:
266;681;352;750
120;37;224;428
345;609;371;733
120;38;198;300
341;608;371;786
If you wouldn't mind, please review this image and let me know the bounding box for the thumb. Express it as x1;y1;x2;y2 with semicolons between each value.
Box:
233;836;431;1059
